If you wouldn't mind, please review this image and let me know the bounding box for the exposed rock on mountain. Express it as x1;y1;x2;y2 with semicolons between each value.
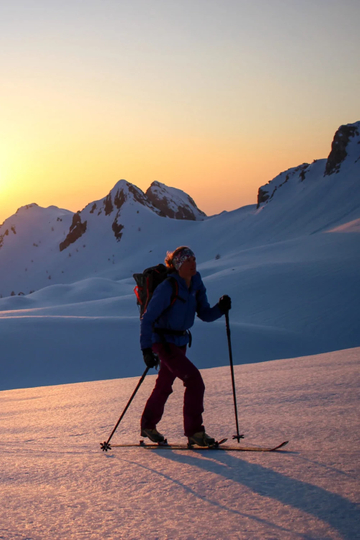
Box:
95;181;164;218
257;121;360;208
112;218;124;241
146;181;206;220
58;179;206;251
69;180;164;248
0;227;11;249
257;163;311;208
59;213;87;252
324;122;360;176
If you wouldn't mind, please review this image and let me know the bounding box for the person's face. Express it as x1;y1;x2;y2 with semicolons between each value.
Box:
178;256;197;280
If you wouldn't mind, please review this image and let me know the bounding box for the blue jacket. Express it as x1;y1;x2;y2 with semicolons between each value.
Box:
140;271;223;349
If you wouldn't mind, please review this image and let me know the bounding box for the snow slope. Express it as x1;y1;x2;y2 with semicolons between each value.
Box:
0;180;206;297
1;348;359;539
0;123;359;538
1;122;359;298
0;226;359;391
0;121;359;391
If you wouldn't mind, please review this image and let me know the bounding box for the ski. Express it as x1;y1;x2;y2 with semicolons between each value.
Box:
106;440;289;452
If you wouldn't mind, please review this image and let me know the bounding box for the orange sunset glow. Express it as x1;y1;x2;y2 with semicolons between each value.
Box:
1;0;359;222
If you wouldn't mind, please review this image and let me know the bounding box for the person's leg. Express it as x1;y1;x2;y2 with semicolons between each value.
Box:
152;343;205;437
141;354;176;430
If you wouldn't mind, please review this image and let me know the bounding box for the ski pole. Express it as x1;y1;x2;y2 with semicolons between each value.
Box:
225;310;243;443
100;366;150;451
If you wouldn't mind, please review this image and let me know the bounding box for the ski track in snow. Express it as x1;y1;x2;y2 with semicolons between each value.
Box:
1;348;359;539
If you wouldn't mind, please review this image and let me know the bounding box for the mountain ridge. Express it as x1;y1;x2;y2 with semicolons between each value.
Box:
257;121;360;208
0;121;359;298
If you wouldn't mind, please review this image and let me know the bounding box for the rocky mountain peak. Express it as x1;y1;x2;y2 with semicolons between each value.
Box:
257;121;360;208
58;179;206;251
146;181;206;221
257;163;311;208
324;121;360;176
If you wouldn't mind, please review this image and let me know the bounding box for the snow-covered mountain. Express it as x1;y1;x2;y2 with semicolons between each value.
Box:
1;122;359;299
256;121;360;234
0;204;74;296
0;180;206;297
145;181;207;220
0;121;359;391
258;122;360;207
1;126;359;539
59;179;206;253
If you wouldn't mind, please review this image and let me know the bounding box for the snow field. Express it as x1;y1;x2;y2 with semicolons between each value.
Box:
1;348;359;539
1;122;360;538
1;228;359;391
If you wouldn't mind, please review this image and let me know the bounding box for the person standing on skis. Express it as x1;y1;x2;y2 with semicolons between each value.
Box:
139;246;231;447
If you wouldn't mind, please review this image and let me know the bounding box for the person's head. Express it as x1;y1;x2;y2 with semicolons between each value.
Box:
165;246;197;280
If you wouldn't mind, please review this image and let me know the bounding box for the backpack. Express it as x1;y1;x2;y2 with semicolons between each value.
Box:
133;263;178;319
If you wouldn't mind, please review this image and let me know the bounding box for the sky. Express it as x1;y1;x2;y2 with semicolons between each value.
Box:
1;0;359;222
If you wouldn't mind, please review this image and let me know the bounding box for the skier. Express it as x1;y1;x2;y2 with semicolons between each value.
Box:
139;246;231;446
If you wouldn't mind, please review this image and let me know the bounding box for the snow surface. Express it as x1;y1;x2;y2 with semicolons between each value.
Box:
0;227;359;391
0;122;359;394
1;126;360;389
1;123;360;538
1;348;359;539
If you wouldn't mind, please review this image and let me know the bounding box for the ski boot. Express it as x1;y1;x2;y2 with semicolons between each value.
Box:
188;431;216;447
141;428;165;443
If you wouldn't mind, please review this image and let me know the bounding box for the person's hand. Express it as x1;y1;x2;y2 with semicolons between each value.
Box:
218;295;231;313
142;348;159;368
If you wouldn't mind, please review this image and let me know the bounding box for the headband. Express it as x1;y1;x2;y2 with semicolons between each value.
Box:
172;248;195;271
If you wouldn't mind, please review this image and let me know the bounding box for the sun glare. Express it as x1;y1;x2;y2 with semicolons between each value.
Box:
0;168;11;195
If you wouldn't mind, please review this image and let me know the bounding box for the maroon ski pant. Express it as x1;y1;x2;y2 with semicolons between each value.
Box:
141;342;205;437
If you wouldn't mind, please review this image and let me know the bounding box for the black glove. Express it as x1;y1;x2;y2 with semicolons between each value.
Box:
218;295;231;313
142;348;159;368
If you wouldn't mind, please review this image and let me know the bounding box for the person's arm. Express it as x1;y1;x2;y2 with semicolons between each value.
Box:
196;278;224;322
140;279;174;349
